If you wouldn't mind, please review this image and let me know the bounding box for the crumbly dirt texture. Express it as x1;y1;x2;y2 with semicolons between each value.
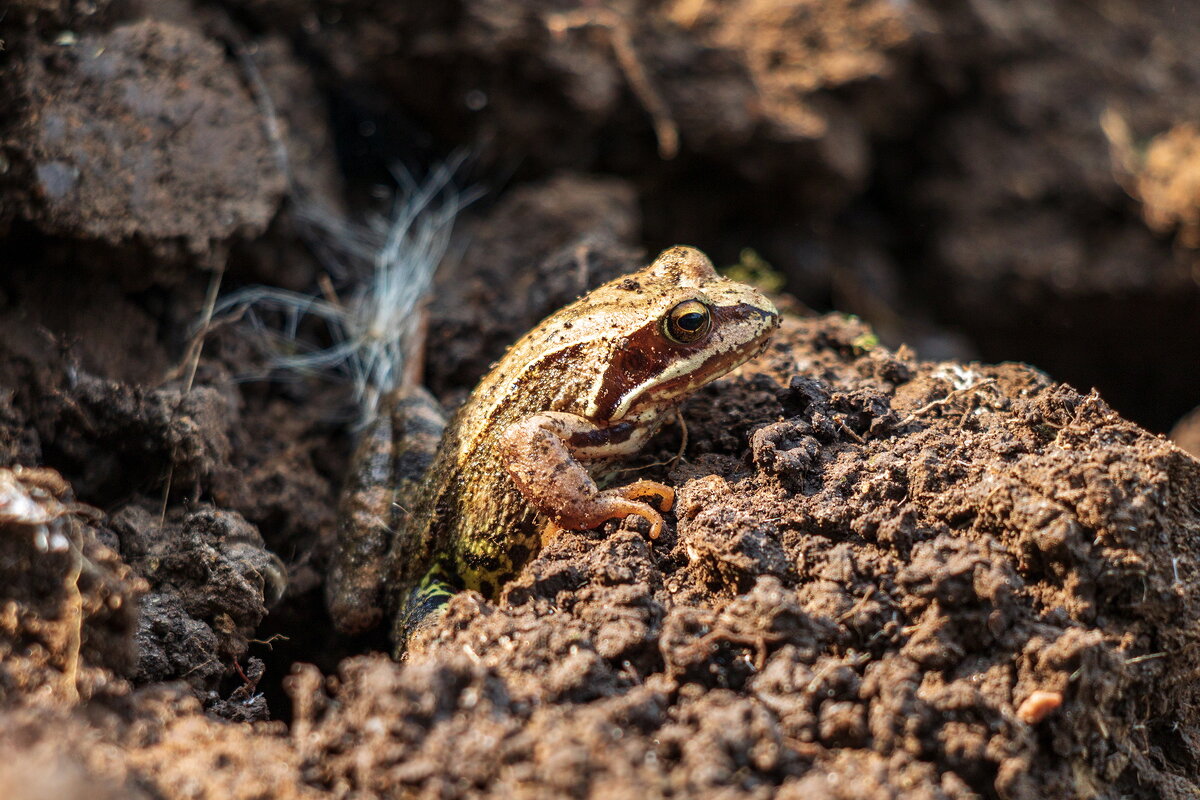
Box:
2;1;1200;799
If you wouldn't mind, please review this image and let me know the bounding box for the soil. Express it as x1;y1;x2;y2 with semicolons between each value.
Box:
2;1;1200;798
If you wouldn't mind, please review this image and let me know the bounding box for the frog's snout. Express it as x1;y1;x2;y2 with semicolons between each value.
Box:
746;296;781;338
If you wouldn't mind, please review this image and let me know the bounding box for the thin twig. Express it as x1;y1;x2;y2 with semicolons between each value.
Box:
249;633;291;649
186;264;228;394
546;9;680;159
159;263;226;531
61;516;84;704
671;408;689;468
613;409;690;475
898;378;998;427
318;273;341;308
1125;651;1167;665
228;31;291;180
837;585;877;622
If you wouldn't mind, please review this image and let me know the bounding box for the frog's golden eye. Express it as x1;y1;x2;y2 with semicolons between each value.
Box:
664;299;712;344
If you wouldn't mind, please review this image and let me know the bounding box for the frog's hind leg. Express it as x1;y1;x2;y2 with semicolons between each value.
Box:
327;386;446;635
392;560;459;657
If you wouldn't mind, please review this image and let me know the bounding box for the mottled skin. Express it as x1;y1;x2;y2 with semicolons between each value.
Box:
326;246;779;655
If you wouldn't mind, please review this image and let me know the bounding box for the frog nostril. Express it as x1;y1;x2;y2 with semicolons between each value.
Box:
753;307;779;327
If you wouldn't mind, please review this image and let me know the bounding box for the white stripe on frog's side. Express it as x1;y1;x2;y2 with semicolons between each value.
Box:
570;416;665;462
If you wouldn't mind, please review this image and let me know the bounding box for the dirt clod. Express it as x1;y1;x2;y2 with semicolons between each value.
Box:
2;19;285;271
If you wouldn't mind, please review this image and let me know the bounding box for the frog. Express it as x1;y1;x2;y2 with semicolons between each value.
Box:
326;245;780;655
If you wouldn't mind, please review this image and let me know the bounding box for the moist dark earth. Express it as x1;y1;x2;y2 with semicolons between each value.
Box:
3;2;1200;799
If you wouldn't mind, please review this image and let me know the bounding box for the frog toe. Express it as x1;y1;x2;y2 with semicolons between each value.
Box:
632;504;667;540
615;479;674;512
593;491;667;539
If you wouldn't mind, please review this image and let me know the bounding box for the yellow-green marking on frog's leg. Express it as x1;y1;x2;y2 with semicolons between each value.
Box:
393;560;460;655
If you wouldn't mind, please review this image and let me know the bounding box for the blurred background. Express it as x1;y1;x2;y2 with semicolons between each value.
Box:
2;0;1198;447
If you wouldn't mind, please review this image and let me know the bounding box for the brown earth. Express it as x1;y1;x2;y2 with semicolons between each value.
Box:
2;1;1200;798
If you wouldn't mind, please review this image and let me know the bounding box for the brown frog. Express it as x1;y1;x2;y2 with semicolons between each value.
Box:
327;246;779;654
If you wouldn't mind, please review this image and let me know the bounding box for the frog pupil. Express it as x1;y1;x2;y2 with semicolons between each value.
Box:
663;300;712;343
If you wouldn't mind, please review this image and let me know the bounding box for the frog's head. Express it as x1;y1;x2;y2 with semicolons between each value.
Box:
581;246;780;421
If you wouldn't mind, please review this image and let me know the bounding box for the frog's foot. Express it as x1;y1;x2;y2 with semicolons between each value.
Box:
392;565;457;659
541;480;675;542
502;412;680;541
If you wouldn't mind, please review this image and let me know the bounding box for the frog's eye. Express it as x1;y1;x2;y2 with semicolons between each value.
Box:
663;299;712;344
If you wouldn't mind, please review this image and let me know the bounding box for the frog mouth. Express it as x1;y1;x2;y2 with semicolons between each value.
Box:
638;334;772;405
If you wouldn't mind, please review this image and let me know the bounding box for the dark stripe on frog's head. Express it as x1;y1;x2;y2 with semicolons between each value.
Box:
587;318;680;421
588;301;778;421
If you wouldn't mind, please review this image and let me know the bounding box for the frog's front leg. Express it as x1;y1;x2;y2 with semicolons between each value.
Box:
499;412;675;539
